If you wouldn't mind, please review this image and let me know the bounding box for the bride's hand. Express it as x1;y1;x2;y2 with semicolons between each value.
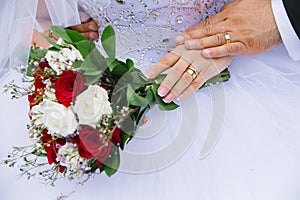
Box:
146;45;233;103
68;18;99;40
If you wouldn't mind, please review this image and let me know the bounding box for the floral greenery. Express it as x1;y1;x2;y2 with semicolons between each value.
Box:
3;25;230;186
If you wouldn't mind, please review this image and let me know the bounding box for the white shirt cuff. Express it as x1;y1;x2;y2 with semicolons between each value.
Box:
271;0;300;61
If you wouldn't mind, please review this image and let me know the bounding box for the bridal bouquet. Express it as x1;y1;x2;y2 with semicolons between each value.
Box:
3;25;230;185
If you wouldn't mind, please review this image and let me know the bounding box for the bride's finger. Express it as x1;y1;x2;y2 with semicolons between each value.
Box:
162;64;196;103
146;51;180;79
158;58;191;98
176;66;217;101
176;59;229;101
184;32;235;50
176;73;206;101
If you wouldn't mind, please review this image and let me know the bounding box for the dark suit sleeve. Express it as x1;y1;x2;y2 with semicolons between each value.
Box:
283;0;300;39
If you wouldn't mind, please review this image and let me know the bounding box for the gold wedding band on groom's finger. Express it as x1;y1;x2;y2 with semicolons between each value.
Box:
185;66;198;80
224;32;231;44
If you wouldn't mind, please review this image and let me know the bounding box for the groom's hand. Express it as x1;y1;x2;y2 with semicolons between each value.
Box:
175;0;282;58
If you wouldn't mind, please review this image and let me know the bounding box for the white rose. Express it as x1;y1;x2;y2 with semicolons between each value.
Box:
74;85;112;127
31;100;78;137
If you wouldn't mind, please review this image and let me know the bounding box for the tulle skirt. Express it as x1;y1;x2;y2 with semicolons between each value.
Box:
1;44;300;200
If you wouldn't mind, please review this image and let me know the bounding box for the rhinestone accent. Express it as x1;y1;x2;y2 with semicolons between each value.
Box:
78;0;226;67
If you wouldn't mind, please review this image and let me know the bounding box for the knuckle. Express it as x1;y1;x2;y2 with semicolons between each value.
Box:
181;73;193;84
189;31;198;39
203;18;213;35
161;78;174;89
216;34;224;45
198;39;206;48
192;77;205;91
172;64;183;74
225;45;236;55
221;4;229;10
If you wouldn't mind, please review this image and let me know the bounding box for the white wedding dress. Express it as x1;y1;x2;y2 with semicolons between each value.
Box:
1;0;300;200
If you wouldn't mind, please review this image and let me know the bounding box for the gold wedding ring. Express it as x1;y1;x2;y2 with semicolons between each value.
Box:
224;32;231;44
185;66;198;80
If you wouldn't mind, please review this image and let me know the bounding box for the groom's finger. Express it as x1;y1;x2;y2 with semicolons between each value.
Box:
201;42;245;58
175;16;226;45
184;32;235;50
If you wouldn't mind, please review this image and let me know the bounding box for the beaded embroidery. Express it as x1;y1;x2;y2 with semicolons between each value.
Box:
78;0;226;70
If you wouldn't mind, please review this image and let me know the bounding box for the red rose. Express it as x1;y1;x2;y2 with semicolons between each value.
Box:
111;126;122;144
41;130;66;165
73;125;112;163
54;70;86;107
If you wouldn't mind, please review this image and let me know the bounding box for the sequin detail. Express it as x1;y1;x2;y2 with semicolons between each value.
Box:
78;0;226;68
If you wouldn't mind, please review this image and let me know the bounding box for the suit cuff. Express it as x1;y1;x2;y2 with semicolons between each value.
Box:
271;0;300;60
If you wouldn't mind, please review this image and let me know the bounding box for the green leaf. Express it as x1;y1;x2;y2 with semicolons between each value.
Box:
145;89;155;106
27;47;47;76
89;160;99;172
26;65;35;77
72;60;83;68
101;25;116;58
127;84;149;107
29;47;47;60
84;75;102;85
105;58;118;70
41;35;63;50
125;59;134;70
31;149;47;157
78;46;109;84
153;74;166;85
158;101;179;111
112;62;130;78
151;84;179;111
120;131;132;150
65;29;86;43
50;26;72;43
74;40;96;58
201;68;231;89
102;145;120;177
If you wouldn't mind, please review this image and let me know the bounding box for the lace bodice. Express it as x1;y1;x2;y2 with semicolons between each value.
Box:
78;0;226;70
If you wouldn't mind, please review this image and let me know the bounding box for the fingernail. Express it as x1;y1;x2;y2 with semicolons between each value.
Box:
185;40;198;48
163;93;175;103
158;86;168;97
175;35;185;44
202;49;212;58
145;70;154;79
